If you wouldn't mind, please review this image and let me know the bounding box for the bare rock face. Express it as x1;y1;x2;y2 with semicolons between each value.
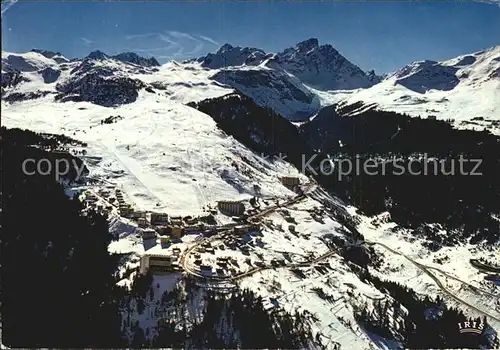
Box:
1;70;29;89
195;38;380;91
40;67;61;84
55;71;145;107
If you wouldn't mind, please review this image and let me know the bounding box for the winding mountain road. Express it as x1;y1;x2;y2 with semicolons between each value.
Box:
370;241;500;322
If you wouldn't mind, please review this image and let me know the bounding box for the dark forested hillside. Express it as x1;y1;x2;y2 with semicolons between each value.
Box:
124;274;318;348
1;127;125;347
301;106;500;244
352;266;499;349
189;94;499;245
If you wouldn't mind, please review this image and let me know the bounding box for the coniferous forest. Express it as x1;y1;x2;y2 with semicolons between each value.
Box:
302;105;500;245
1;127;317;348
351;266;499;349
190;96;500;247
1;127;125;347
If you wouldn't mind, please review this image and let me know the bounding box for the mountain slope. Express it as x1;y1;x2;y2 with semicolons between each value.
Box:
210;66;321;121
1;54;301;215
335;46;500;134
2;44;499;349
195;38;380;91
267;38;380;90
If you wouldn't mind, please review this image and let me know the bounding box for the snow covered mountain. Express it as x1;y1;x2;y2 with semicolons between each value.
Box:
335;45;500;133
195;38;380;91
4;41;497;131
1;49;302;215
194;43;271;69
2;41;500;349
84;50;161;67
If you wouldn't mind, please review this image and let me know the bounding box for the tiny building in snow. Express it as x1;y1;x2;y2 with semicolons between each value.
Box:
171;225;184;238
141;228;157;240
217;200;245;216
280;176;300;187
184;224;202;234
233;225;249;235
130;211;147;219
156;226;172;235
170;216;183;226
140;254;174;275
150;212;169;226
119;204;133;217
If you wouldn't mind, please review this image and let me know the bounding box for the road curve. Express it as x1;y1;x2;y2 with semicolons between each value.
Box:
370;241;500;322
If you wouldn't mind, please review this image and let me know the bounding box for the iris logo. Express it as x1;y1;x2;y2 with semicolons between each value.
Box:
457;318;485;335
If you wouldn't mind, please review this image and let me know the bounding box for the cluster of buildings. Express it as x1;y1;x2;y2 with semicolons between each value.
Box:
81;189;114;215
134;212;211;242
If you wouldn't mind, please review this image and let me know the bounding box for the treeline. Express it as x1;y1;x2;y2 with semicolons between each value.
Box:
189;95;499;245
301;106;500;244
123;273;318;348
352;267;499;349
187;93;318;170
1;127;125;347
185;288;315;349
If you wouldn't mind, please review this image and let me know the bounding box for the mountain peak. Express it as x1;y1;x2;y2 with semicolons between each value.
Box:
30;49;64;59
218;43;234;53
86;50;108;60
113;52;160;67
296;38;319;52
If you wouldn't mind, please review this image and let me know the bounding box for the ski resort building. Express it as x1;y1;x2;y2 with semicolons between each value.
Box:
130;211;147;219
171;225;184;238
199;265;214;276
150;212;169;226
137;217;148;228
159;235;171;245
140;254;174;275
184;224;202;234
217;200;245;216
170;216;183;226
233;223;260;235
119;204;133;217
280;176;300;187
141;228;157;240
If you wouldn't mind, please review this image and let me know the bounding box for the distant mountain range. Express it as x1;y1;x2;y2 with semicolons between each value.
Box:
192;38;381;90
2;38;499;130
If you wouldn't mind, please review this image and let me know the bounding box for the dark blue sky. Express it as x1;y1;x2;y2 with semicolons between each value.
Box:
2;1;499;73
